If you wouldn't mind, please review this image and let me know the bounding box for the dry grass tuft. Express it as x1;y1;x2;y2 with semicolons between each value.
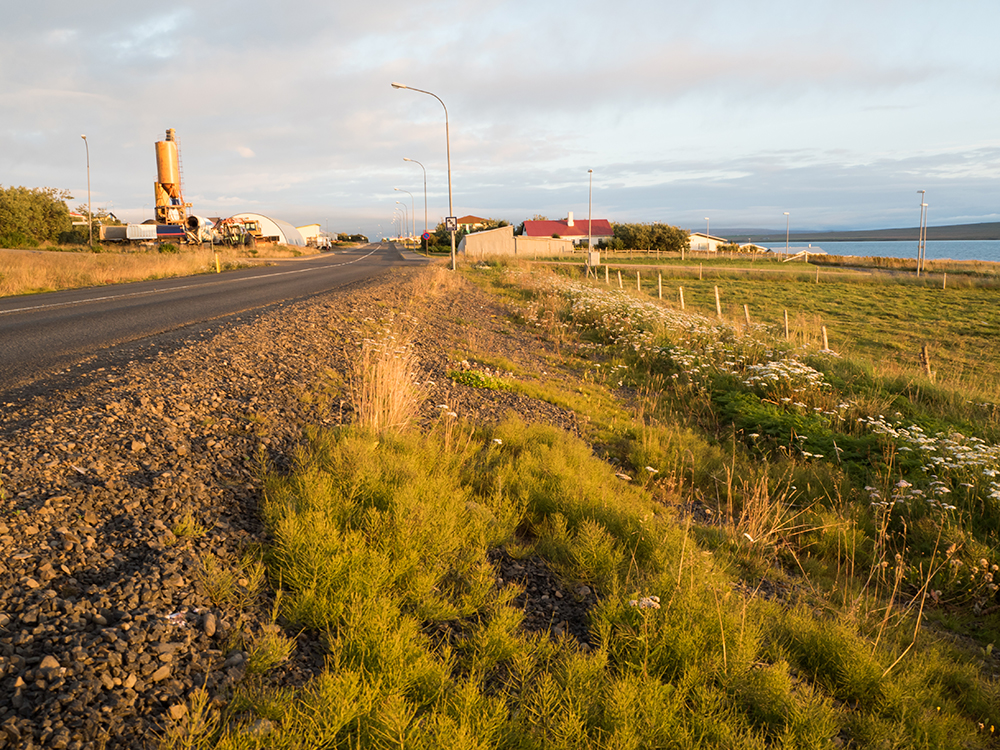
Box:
349;317;427;434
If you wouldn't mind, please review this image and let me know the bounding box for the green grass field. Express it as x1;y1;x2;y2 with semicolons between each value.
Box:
161;260;1000;750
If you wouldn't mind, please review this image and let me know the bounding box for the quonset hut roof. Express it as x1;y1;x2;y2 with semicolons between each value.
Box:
229;212;306;246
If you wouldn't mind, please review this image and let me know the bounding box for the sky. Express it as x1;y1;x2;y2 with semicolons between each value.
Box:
2;0;999;241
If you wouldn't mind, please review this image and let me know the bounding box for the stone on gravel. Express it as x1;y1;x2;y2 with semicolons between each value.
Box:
150;665;171;682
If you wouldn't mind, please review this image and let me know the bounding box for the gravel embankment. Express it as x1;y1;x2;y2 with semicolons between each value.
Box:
0;265;587;749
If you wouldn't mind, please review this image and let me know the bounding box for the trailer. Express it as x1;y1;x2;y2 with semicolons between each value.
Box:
156;225;186;241
99;224;183;244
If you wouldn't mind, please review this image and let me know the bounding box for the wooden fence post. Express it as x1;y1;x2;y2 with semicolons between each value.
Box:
822;326;829;351
658;273;662;300
714;286;722;319
679;287;685;310
636;271;641;291
605;265;609;284
744;304;751;326
617;270;623;289
921;344;934;381
943;273;947;290
784;309;789;341
699;264;703;281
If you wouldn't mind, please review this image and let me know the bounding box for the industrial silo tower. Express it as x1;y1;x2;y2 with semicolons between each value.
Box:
153;128;192;225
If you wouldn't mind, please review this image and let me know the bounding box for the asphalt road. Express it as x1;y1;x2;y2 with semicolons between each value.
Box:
0;242;424;389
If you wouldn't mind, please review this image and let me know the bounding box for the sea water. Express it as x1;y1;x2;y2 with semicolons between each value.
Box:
758;240;1000;263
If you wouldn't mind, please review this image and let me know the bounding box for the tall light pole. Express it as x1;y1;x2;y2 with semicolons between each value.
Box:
586;169;594;250
81;135;92;246
783;212;790;257
394;188;414;239
391;82;455;270
705;217;710;238
395;201;408;240
403;157;428;236
916;190;927;277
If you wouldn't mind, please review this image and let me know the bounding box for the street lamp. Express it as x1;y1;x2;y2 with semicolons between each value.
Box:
391;82;455;270
783;212;790;257
587;169;593;250
393;209;403;240
81;135;92;246
395;201;408;240
403;157;428;236
705;217;710;239
916;190;927;277
394;188;414;239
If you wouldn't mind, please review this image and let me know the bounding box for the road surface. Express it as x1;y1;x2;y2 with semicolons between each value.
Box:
0;243;424;389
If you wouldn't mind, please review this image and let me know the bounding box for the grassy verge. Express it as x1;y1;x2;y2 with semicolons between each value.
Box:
160;261;999;749
536;252;1000;280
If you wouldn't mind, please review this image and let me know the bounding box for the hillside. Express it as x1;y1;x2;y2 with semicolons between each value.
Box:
738;221;1000;243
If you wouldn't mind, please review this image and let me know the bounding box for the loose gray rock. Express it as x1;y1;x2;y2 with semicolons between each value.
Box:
0;267;581;748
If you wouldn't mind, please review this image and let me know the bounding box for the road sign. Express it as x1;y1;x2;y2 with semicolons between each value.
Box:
422;231;431;240
445;216;458;232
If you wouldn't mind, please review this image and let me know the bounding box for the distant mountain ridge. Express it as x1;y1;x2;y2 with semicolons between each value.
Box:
714;222;1000;243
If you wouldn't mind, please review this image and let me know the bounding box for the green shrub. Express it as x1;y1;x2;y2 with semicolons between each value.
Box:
449;369;514;391
0;185;73;243
0;230;39;248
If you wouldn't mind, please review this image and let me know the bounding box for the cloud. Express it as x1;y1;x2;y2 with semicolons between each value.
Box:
1;0;997;239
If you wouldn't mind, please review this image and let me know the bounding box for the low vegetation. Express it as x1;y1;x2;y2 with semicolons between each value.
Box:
154;259;999;748
0;245;322;298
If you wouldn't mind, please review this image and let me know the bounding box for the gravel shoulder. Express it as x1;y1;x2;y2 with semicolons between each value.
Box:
0;264;584;749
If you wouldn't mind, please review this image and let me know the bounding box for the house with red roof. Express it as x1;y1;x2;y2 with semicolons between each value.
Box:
522;212;613;247
456;215;490;233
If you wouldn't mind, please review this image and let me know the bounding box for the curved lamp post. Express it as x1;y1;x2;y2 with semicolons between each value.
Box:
81;135;92;246
403;158;428;236
394;188;414;239
391;82;455;269
393;208;403;241
395;201;408;240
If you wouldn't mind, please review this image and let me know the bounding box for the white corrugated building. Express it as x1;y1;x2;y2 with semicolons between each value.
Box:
228;213;306;246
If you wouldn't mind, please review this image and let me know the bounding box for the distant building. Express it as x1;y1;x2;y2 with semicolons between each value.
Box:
458;224;574;257
297;223;321;241
457;215;490;233
298;223;334;248
688;232;731;253
523;212;613;247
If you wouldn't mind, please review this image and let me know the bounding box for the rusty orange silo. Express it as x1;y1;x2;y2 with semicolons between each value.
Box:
154;128;191;225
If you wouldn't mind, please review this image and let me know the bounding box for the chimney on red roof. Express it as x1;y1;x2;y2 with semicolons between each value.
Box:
567;211;574;227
